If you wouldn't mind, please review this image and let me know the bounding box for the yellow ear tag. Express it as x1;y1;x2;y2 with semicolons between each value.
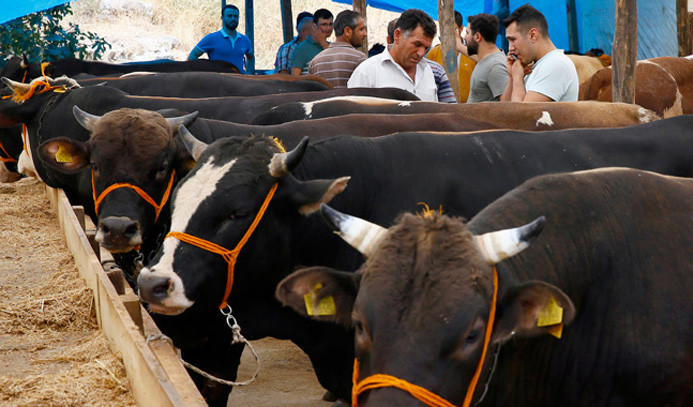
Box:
537;297;563;327
546;323;563;339
53;88;66;93
303;282;337;316
55;145;73;163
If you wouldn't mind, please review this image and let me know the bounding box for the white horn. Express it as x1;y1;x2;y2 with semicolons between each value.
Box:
72;105;102;132
178;124;208;161
320;204;388;258
473;216;546;264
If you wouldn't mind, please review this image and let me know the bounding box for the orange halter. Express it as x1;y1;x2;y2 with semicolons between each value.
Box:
0;135;17;163
165;182;278;310
352;267;499;407
92;170;176;223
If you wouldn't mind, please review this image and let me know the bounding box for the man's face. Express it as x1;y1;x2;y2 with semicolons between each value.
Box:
464;26;479;56
505;22;533;63
222;8;239;31
348;18;368;47
317;17;334;37
392;26;433;71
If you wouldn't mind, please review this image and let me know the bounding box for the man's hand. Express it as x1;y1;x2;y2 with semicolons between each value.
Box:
310;23;329;49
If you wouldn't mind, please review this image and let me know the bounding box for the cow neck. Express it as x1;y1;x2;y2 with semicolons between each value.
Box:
165;182;279;310
91;169;176;223
351;266;499;407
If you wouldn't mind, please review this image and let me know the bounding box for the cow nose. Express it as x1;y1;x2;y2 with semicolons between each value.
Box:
97;216;141;249
138;274;173;303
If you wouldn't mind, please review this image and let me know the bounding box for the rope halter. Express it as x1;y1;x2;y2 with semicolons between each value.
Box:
92;170;176;223
166;182;278;310
352;267;499;407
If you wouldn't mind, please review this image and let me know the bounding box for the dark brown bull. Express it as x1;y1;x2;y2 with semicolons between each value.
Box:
278;168;693;407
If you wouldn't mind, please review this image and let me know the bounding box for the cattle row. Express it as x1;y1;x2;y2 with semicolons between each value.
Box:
0;57;691;406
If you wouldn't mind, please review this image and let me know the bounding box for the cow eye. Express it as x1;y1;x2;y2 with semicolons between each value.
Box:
466;329;481;344
354;320;364;335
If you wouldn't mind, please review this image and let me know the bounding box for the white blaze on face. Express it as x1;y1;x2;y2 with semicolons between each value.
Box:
536;111;554;127
139;157;238;311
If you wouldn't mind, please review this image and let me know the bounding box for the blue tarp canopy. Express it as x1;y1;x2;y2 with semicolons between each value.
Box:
0;0;73;25
332;0;677;58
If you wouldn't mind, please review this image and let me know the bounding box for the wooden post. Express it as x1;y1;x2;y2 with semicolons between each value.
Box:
612;0;637;104
353;0;369;54
438;0;460;102
281;0;294;44
677;0;692;56
245;0;255;74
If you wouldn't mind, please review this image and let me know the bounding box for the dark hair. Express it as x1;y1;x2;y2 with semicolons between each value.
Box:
454;11;463;28
221;4;239;16
313;8;334;23
395;9;437;39
387;18;398;43
296;11;313;28
502;4;548;37
468;13;499;43
334;10;362;36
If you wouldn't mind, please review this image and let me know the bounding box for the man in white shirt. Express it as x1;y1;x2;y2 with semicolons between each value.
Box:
500;4;578;102
348;9;438;102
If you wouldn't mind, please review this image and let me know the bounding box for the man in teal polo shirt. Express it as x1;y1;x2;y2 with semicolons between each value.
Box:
290;8;333;75
188;4;254;74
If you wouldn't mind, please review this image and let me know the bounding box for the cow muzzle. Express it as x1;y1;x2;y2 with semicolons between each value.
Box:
137;268;193;315
96;216;143;253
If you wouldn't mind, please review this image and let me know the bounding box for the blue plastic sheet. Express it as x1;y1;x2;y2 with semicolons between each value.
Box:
0;0;73;25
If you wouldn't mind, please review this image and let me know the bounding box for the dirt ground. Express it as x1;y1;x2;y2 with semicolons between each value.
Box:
0;178;330;406
228;338;330;406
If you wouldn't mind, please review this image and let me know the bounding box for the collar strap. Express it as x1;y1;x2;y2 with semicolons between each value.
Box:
11;63;62;103
352;267;499;407
165;182;278;310
0;136;17;163
92;170;176;222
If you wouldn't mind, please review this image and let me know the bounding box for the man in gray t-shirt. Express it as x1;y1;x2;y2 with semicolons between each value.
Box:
465;13;508;102
500;4;578;102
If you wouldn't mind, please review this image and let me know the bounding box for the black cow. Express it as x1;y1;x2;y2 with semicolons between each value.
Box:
278;168;693;406
250;97;660;130
76;71;332;96
136;115;693;403
0;55;241;82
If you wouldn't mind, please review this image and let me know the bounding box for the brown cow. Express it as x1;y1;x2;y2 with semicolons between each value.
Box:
580;56;693;117
567;54;604;86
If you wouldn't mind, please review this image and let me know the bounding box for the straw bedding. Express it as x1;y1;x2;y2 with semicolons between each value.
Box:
0;179;135;407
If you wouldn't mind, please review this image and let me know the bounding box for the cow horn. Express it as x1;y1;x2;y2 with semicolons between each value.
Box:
320;204;388;258
473;216;546;264
1;77;31;93
165;110;198;128
269;136;308;177
20;55;29;69
72;105;102;132
178;124;208;161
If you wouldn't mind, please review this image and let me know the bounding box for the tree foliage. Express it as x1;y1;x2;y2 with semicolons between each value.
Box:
0;3;110;67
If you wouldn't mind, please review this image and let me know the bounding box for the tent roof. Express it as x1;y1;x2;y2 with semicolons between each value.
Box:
0;0;72;25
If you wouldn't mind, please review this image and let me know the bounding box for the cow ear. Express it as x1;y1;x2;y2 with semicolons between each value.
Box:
275;266;360;326
37;138;90;174
283;176;350;215
492;280;575;343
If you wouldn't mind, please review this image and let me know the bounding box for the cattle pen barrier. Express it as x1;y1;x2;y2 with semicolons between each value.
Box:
45;185;207;406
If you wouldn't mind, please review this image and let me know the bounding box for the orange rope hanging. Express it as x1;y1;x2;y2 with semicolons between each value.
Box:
92;170;176;222
351;267;499;407
11;62;59;103
166;183;278;309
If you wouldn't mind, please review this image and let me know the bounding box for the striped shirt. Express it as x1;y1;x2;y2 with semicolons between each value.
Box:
424;58;457;103
309;42;367;88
